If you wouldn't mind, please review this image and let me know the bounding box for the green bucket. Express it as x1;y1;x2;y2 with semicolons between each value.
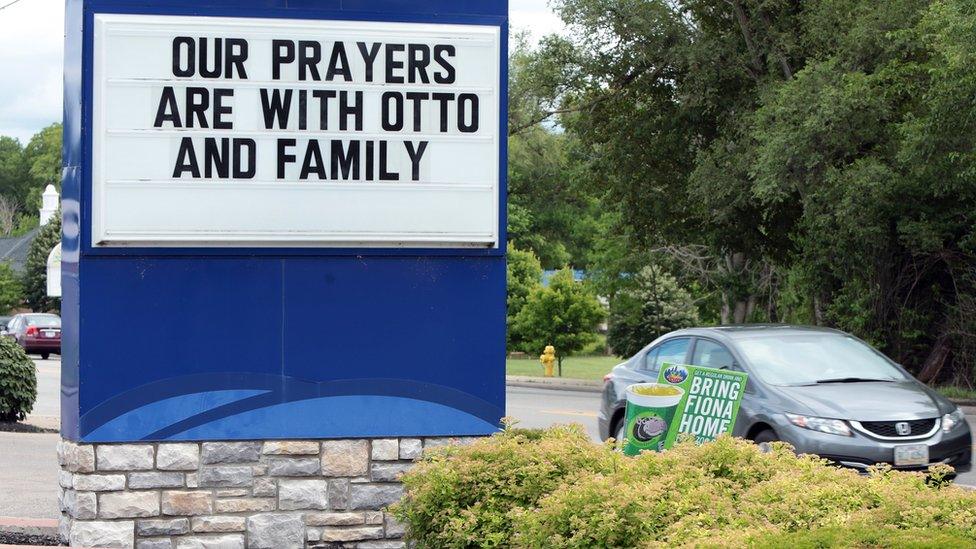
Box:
622;383;684;456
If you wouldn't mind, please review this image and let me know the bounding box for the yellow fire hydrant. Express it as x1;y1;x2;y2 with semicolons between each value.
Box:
540;345;556;377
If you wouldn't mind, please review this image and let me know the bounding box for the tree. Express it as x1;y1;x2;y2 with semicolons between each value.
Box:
0;137;30;210
607;266;700;358
512;268;606;374
22;212;60;313
0;263;23;314
507;244;543;351
517;0;976;384
507;34;607;269
24;124;62;186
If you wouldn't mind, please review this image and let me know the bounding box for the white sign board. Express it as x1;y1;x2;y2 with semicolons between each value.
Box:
92;14;500;247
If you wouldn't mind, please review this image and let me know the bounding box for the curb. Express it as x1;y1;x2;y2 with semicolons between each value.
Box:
0;517;58;535
505;375;602;393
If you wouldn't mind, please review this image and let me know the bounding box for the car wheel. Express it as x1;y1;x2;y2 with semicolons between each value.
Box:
753;429;779;453
614;420;626;448
41;353;49;360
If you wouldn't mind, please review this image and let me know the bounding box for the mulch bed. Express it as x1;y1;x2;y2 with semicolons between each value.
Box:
0;530;62;546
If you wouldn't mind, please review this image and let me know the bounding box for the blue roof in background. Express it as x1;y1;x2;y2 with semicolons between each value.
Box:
541;269;586;287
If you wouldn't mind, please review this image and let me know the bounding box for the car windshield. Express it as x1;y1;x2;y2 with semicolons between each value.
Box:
25;315;60;328
736;333;908;386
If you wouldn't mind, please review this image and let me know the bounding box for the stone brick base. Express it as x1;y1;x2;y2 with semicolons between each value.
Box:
57;436;476;548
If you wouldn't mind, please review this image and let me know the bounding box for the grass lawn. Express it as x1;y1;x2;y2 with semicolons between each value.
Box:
506;355;623;381
935;385;976;402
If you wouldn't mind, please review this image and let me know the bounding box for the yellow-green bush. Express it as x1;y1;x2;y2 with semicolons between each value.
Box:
390;426;976;548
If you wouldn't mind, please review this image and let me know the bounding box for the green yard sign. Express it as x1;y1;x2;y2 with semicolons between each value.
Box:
623;363;748;455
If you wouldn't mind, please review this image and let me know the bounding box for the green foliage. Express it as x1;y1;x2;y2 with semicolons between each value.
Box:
511;269;605;363
23;212;60;313
24;124;62;204
393;428;976;548
607;266;700;358
507;35;607;269
507;244;543;351
0;262;23;314
0;336;37;422
518;0;976;382
0;136;31;208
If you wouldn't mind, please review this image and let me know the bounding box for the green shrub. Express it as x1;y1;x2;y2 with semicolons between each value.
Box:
0;336;36;421
392;428;976;548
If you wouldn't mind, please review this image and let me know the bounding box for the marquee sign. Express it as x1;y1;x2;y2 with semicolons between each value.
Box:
92;15;500;247
61;0;507;443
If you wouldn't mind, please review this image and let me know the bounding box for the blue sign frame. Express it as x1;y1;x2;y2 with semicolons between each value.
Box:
62;0;508;442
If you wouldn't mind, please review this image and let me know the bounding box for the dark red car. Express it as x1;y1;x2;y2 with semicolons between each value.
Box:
5;313;61;359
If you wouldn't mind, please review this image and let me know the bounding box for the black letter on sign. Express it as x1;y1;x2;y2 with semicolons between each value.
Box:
312;90;336;130
173;137;200;178
379;141;398;181
381;92;403;131
326;42;352;82
213;88;234;129
233;138;256;178
458;93;479;133
433;45;456;84
339;90;363;131
300;140;326;180
272;40;295;80
225;38;249;79
277;139;296;179
405;140;428;181
357;42;381;82
186;87;210;128
260;89;293;129
153;87;181;128
405;92;429;131
331;140;360;180
385;43;405;84
199;37;222;78
172;37;195;77
432;92;455;132
408;44;431;84
204;137;229;178
298;41;321;81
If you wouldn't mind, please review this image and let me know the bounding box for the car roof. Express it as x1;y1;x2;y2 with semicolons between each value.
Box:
666;324;847;343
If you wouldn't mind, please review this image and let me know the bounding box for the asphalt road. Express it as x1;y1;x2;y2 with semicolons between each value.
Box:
1;359;974;520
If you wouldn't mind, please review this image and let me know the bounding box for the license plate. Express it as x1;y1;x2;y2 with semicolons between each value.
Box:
42;330;57;338
894;444;929;467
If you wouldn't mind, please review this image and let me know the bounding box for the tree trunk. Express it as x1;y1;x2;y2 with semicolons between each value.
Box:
557;355;563;377
917;334;950;383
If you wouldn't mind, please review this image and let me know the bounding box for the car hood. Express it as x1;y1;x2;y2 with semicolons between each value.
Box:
775;380;943;421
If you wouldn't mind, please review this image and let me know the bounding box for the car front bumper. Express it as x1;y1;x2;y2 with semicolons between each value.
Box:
771;415;972;473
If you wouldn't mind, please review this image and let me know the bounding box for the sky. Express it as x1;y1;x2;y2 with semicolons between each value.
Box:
0;0;564;143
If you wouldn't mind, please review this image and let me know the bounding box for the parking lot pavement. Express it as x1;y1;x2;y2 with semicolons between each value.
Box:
0;430;60;519
506;385;602;440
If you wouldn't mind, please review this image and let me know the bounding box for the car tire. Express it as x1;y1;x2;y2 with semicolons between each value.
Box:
614;421;626;448
753;429;779;452
41;353;49;360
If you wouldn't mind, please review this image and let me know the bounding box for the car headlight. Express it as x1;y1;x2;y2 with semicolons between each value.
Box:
942;409;966;433
785;413;852;437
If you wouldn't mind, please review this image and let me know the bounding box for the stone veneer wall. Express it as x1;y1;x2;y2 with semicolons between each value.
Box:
57;437;476;549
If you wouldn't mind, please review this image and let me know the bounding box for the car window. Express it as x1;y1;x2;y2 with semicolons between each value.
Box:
691;339;735;370
25;315;60;328
646;338;690;374
737;333;908;386
641;347;659;371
